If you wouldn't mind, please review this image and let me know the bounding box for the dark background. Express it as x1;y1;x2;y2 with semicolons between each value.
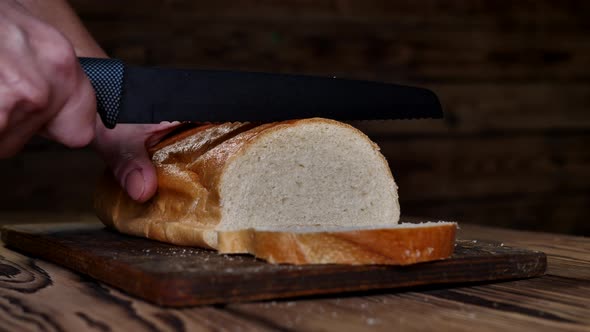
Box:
1;1;589;235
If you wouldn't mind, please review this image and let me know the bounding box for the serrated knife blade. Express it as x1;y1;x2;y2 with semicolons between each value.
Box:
79;58;443;129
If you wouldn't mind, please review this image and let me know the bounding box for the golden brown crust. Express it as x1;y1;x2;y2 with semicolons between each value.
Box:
218;223;457;265
94;118;452;266
94;122;255;248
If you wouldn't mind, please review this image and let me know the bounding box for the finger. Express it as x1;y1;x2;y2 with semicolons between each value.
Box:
145;121;183;148
0;21;60;154
0;84;53;158
41;74;96;148
36;33;96;149
0;1;93;156
93;121;182;202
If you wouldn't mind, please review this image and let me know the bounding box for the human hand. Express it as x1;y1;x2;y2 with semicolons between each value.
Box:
92;120;182;202
0;0;96;157
2;0;182;203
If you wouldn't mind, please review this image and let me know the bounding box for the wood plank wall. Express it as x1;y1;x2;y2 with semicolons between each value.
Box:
1;1;588;235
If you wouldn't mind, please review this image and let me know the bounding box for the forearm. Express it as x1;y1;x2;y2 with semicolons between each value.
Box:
16;0;106;57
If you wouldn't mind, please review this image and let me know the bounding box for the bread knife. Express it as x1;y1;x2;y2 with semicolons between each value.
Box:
79;57;443;129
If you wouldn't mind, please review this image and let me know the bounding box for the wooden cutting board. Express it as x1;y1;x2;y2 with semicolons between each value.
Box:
1;222;546;307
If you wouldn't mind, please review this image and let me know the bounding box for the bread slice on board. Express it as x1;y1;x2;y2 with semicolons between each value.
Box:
218;223;456;265
95;118;456;265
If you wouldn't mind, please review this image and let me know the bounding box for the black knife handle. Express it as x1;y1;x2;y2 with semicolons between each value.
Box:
78;57;125;129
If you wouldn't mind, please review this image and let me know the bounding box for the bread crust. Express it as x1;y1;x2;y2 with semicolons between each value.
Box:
95;122;253;248
217;223;457;265
94;118;454;265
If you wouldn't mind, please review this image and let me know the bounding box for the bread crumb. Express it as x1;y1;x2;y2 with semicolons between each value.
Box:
366;318;380;326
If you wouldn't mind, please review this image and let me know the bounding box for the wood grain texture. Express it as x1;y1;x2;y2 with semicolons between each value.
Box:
383;133;590;198
69;0;590;24
350;83;590;135
78;18;590;82
68;1;590;81
0;218;588;332
225;276;590;332
458;224;590;280
0;221;545;307
402;192;590;235
0;0;587;328
0;244;269;331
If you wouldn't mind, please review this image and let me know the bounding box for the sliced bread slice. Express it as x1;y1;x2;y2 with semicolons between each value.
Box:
217;222;457;265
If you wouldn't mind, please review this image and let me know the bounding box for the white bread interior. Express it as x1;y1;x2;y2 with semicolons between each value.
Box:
94;118;456;265
217;119;399;230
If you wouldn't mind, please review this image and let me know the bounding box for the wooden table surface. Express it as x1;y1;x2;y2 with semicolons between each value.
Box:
1;214;589;332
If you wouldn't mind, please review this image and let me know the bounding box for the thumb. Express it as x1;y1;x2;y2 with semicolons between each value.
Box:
93;118;181;202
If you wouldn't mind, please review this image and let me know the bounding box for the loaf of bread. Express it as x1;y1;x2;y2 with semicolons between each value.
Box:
95;118;456;265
